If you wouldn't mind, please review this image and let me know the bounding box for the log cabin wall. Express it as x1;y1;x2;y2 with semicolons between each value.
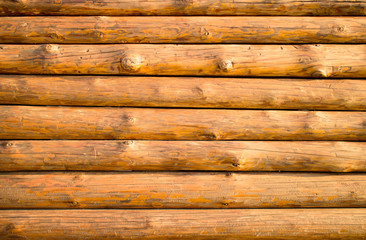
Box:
0;0;366;239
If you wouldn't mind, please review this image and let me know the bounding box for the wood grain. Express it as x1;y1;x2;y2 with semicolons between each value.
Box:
1;75;366;110
1;209;365;239
1;16;366;43
0;44;365;77
1;140;365;172
1;0;365;16
1;172;365;208
1;106;365;140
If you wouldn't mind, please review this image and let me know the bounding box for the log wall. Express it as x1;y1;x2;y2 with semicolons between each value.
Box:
0;1;365;239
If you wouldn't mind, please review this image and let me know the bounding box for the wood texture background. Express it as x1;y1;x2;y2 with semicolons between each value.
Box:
1;75;366;110
1;172;365;209
1;209;365;239
0;44;365;77
1;106;365;140
1;17;366;44
1;140;365;172
1;0;366;238
1;0;365;16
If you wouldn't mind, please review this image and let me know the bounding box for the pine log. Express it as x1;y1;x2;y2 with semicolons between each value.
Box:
1;172;365;208
1;17;366;43
1;140;365;172
0;44;365;77
0;209;365;239
1;0;365;16
1;75;366;110
1;106;365;140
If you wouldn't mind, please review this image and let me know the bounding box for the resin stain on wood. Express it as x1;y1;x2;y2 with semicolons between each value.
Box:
1;140;365;172
1;16;365;43
1;0;365;16
1;106;365;140
0;44;365;77
1;172;365;208
0;209;365;239
1;75;365;110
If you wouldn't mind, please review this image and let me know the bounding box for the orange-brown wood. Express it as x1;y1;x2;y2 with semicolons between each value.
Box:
0;44;365;77
1;0;365;16
1;140;365;172
1;209;365;239
1;106;365;140
1;75;366;110
1;172;365;208
1;16;366;43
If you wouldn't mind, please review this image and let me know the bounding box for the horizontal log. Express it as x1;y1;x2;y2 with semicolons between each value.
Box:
1;209;365;239
1;0;366;16
1;140;365;172
1;172;365;208
1;17;366;44
1;106;365;140
1;75;366;110
0;44;365;77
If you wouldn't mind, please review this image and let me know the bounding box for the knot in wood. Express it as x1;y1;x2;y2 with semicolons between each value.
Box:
333;25;345;33
121;55;142;72
44;44;59;54
175;0;194;7
200;27;211;39
14;0;27;4
311;69;328;78
48;32;65;41
218;59;233;72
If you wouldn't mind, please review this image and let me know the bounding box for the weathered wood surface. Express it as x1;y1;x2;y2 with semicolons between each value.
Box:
1;75;366;110
1;17;366;44
1;140;365;172
1;172;365;209
1;106;365;140
1;0;366;16
1;209;366;239
0;44;365;77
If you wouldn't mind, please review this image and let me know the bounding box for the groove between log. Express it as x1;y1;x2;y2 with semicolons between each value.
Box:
1;0;365;16
0;209;365;239
1;17;365;44
1;75;365;110
1;106;365;140
0;44;365;77
1;140;365;172
1;172;365;209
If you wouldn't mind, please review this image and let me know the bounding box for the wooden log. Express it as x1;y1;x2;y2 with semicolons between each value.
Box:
0;44;365;77
0;209;365;239
1;172;365;209
1;140;365;172
1;0;366;16
1;17;366;44
1;75;366;110
1;106;365;140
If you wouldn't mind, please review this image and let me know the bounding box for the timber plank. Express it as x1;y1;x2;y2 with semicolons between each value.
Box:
1;17;366;44
1;0;365;16
0;44;365;77
0;209;365;239
1;172;366;208
1;75;366;110
1;140;365;172
1;106;365;140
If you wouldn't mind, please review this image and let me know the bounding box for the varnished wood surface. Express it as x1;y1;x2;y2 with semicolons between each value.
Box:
1;106;365;140
1;75;366;110
1;140;365;172
1;0;366;16
1;209;366;239
0;44;365;77
1;172;365;209
1;17;366;43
